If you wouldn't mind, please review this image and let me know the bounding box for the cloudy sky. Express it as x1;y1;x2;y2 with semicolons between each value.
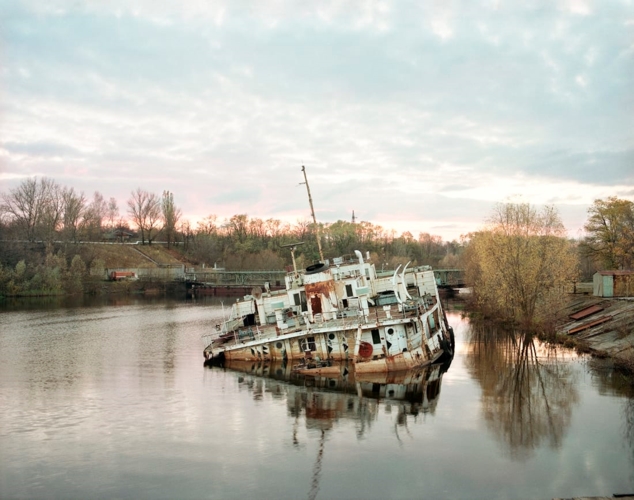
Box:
1;0;633;241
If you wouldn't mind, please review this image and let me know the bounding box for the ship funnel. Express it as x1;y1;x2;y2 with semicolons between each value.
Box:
354;250;364;265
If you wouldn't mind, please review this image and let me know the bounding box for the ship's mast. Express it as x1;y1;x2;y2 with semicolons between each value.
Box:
300;165;325;262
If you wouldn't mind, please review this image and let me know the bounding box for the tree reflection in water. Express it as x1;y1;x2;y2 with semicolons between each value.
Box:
586;359;634;480
627;398;634;482
465;322;579;461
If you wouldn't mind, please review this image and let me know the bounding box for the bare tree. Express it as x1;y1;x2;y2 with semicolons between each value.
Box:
106;197;119;230
127;188;161;245
82;192;109;240
41;182;65;242
197;214;218;235
161;191;182;249
179;219;193;251
0;177;60;241
61;187;87;242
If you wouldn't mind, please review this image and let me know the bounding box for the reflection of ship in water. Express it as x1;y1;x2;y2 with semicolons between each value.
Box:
212;359;450;499
214;359;451;433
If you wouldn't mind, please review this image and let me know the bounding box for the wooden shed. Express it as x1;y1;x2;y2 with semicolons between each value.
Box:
593;270;634;297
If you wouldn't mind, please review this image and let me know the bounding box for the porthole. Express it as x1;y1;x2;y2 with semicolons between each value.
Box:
276;342;283;349
328;333;335;340
387;328;394;335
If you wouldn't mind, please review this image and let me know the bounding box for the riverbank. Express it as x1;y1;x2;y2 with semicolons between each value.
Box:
553;294;634;373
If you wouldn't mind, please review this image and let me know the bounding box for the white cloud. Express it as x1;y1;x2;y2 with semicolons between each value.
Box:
2;0;633;241
561;0;592;16
575;74;587;87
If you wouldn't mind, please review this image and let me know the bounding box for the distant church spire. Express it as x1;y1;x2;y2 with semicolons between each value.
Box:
352;210;356;224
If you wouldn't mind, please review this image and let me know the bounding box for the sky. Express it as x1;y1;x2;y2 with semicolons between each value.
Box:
1;0;633;242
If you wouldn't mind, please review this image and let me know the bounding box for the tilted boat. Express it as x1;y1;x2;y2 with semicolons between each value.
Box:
202;167;454;373
202;249;454;373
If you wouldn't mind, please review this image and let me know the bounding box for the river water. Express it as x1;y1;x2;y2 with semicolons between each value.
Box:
0;297;632;500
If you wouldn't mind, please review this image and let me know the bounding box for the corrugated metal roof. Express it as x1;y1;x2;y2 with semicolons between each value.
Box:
569;304;604;320
567;315;612;335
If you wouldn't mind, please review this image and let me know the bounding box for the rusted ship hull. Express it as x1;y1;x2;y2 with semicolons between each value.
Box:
204;303;451;374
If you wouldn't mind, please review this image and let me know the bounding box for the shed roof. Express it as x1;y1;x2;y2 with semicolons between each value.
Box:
595;270;634;276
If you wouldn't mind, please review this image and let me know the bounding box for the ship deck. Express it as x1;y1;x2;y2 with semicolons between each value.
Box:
205;296;438;352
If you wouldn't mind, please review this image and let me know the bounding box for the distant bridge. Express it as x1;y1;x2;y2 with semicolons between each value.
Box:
186;268;465;288
433;269;465;288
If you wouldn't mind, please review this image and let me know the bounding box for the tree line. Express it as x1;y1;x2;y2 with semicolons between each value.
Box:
0;177;462;272
0;177;182;247
1;177;632;325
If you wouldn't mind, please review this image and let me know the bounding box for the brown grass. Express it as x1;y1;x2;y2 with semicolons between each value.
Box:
74;244;184;268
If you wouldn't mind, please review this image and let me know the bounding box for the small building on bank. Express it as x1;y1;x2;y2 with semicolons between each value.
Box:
593;270;634;298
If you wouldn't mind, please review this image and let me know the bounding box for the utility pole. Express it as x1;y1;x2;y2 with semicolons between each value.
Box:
300;166;325;262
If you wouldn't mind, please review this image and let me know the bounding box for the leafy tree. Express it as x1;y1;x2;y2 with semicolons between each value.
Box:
65;254;86;293
48;251;65;292
583;197;634;270
464;203;578;329
225;214;249;244
90;258;106;279
161;191;182;248
327;220;358;255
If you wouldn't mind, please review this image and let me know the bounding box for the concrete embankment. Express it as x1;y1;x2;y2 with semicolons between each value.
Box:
555;294;634;371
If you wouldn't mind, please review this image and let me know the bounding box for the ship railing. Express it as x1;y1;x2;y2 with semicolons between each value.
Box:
228;324;274;346
201;332;222;349
223;318;243;333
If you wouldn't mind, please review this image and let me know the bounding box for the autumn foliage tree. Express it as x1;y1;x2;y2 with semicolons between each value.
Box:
464;203;578;329
583;197;634;270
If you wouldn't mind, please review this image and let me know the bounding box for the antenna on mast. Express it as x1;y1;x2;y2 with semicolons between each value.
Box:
300;166;325;262
280;242;304;277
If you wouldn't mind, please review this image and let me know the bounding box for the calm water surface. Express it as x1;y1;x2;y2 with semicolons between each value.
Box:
1;297;632;500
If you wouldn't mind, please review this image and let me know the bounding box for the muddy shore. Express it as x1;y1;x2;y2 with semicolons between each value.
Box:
555;290;634;372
